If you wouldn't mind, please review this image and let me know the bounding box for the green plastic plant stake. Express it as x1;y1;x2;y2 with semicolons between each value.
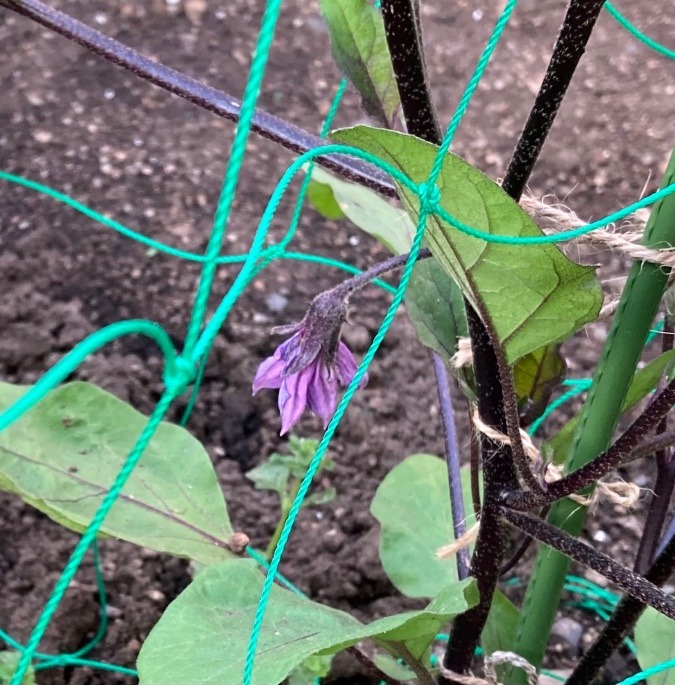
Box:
510;148;675;682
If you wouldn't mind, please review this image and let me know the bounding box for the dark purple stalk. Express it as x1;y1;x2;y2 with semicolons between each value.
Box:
499;508;675;619
334;248;432;297
501;0;607;199
635;322;675;574
565;532;675;685
0;0;396;198
433;353;471;580
503;377;675;510
444;0;610;673
500;506;550;577
379;2;521;680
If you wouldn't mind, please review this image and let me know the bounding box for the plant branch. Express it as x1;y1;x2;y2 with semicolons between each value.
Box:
433;353;471;580
379;1;524;679
502;377;675;510
380;0;440;143
500;506;550;577
0;0;397;198
565;532;675;685
334;248;432;297
499;507;675;619
348;645;400;685
388;641;437;685
501;0;607;199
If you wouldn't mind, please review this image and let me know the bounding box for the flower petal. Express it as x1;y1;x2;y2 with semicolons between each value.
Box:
336;341;368;388
307;363;338;428
278;367;312;435
252;355;285;393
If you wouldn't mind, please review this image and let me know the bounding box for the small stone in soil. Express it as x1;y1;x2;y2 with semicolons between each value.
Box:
550;616;584;657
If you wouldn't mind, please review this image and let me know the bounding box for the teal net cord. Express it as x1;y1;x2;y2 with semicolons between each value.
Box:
604;1;675;61
0;0;674;681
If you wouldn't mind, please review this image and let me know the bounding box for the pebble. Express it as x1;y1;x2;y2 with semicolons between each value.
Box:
323;530;346;554
551;617;584;656
265;293;288;313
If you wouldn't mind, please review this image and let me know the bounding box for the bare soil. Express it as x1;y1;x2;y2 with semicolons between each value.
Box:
0;0;673;683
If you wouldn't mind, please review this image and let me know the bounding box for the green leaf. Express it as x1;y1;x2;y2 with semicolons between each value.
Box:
370;454;478;598
514;345;566;425
0;651;35;685
308;167;414;254
320;0;399;125
137;558;477;685
406;257;469;367
0;382;234;565
635;607;675;685
331;127;603;362
372;653;416;681
543;349;675;464
481;590;520;656
246;460;289;497
306;179;346;220
288;655;333;685
304;486;337;507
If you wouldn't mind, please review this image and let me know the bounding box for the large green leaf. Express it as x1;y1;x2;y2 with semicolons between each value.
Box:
0;382;234;565
635;607;675;685
543;349;675;464
371;454;478;598
331;127;603;362
308;167;414;254
514;344;566;425
137;558;477;685
320;0;400;125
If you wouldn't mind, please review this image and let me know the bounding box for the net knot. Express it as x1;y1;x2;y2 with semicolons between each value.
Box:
163;355;197;395
417;182;441;213
262;244;285;262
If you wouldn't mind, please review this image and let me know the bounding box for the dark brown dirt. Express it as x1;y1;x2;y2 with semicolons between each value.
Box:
0;0;673;683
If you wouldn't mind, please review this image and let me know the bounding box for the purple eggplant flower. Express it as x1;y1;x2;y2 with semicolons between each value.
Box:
252;290;367;435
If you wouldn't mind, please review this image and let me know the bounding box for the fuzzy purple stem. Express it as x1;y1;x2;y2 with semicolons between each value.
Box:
433;353;471;580
499;507;675;619
0;0;396;198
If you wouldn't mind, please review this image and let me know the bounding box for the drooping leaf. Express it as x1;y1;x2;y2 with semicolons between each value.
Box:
320;0;400;125
308;167;414;254
0;382;234;565
370;454;479;598
137;558;477;685
331;127;603;363
514;344;566;425
406;257;469;372
543;349;675;464
307;178;346;220
0;651;35;685
635;607;675;685
481;590;520;656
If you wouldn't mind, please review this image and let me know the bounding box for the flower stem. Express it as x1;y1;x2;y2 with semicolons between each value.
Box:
265;478;302;562
334;248;432;298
